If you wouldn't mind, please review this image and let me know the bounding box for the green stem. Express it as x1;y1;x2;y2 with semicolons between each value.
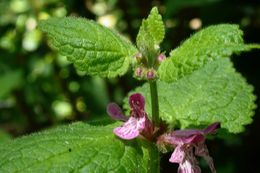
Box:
148;144;160;173
149;81;160;173
149;81;160;127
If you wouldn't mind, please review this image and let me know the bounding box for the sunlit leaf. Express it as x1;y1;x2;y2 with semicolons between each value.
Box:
158;24;254;82
39;17;137;78
0;122;159;173
128;59;255;133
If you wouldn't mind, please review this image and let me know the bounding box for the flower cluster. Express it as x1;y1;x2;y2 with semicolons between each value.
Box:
107;93;220;173
133;52;166;80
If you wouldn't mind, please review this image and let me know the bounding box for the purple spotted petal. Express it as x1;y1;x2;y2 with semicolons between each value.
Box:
169;145;185;163
178;160;201;173
129;93;145;110
107;103;128;121
174;146;201;173
203;122;220;134
113;116;146;140
195;142;216;173
158;123;220;173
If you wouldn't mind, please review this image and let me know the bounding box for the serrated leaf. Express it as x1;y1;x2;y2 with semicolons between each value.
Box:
0;122;158;173
128;59;255;133
38;17;137;78
136;7;165;49
158;24;253;82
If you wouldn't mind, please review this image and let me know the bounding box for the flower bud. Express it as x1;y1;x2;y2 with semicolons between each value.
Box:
135;67;142;77
135;52;143;62
154;44;160;51
157;54;166;62
147;69;156;80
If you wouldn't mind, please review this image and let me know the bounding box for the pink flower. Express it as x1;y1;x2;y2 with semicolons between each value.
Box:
146;69;156;80
157;122;220;173
135;67;143;77
157;53;166;62
107;93;153;140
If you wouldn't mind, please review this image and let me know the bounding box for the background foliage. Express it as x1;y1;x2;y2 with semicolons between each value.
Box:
0;0;259;172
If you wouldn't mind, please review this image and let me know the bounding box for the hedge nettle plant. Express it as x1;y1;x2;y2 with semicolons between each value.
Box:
0;7;259;173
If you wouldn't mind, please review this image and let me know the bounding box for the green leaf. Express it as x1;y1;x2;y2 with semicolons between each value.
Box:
0;129;11;143
0;122;159;173
38;17;137;78
158;24;253;82
136;7;165;50
129;59;256;133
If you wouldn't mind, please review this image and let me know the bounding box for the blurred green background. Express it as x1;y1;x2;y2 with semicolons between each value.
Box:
0;0;259;172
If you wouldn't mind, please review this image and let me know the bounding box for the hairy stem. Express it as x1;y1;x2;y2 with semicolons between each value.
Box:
148;144;160;173
149;81;160;127
149;81;160;173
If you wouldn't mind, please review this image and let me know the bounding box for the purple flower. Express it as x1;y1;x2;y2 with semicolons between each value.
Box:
107;102;128;122
157;122;220;173
146;69;156;80
135;67;143;77
107;93;153;140
157;53;166;62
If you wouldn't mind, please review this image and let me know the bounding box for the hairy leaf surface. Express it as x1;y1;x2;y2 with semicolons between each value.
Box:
39;17;137;77
0;122;158;173
136;7;165;50
129;59;255;133
158;24;252;82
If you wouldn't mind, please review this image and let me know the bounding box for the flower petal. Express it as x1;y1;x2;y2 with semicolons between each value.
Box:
203;122;220;134
167;122;220;145
178;160;201;173
170;132;205;145
195;142;216;173
129;93;145;110
113;116;146;140
173;129;202;137
169;145;185;163
107;103;128;121
177;147;201;173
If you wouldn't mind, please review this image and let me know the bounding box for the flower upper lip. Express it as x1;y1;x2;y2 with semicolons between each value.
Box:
129;93;145;112
160;122;221;145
